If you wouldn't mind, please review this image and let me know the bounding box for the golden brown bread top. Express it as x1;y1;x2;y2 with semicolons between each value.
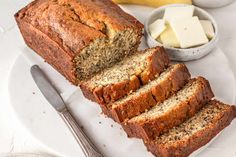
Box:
15;0;143;57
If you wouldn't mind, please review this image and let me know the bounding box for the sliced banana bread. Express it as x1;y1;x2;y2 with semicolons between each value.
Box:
15;0;143;85
103;64;190;123
80;47;170;104
146;100;236;157
123;77;214;141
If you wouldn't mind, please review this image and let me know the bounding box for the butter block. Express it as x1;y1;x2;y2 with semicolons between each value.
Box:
200;20;215;39
160;25;180;48
164;6;194;22
170;16;209;48
149;19;166;39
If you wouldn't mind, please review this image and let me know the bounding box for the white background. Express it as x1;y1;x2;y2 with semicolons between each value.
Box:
0;0;236;156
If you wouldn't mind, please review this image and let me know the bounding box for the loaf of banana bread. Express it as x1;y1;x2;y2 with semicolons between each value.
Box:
15;0;143;85
123;77;214;141
80;47;169;105
103;64;190;123
145;100;236;157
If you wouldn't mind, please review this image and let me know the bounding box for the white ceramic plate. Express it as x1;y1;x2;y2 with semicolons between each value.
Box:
8;5;236;157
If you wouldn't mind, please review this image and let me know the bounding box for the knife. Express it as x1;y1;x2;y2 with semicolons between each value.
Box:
30;65;103;157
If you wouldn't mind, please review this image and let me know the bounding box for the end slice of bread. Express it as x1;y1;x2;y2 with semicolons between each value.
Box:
104;64;190;123
146;100;236;157
80;46;169;104
123;77;214;141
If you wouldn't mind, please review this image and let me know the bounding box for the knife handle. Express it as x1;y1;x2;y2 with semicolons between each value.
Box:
60;109;104;157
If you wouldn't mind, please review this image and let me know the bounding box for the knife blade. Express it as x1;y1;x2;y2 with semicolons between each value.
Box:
30;65;65;112
30;65;103;157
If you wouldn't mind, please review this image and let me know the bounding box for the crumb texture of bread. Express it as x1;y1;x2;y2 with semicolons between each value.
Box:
15;0;143;85
80;47;170;104
106;63;190;123
123;77;214;141
146;100;236;157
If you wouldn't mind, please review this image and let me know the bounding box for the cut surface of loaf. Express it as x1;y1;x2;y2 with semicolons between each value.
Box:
103;63;190;123
80;47;170;104
123;77;214;141
15;0;143;85
146;100;236;157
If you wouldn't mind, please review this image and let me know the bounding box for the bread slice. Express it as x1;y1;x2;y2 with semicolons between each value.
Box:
103;64;190;123
123;77;214;141
146;100;236;157
80;47;170;104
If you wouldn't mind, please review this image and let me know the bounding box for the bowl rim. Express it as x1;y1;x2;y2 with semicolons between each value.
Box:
144;4;219;52
193;0;234;8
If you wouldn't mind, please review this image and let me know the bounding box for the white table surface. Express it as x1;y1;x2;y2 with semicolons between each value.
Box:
0;1;236;156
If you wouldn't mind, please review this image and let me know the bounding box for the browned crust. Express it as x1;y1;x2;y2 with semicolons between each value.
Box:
80;75;140;103
109;64;190;123
146;100;236;157
140;47;170;84
80;47;170;104
15;0;143;55
123;77;214;141
110;89;157;122
15;16;78;85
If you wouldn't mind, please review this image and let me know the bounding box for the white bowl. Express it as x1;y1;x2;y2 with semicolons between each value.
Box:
144;4;219;61
193;0;234;8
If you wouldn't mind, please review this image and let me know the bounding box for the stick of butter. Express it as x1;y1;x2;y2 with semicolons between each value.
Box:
160;25;180;48
164;6;194;22
200;20;215;39
149;19;166;39
170;16;209;48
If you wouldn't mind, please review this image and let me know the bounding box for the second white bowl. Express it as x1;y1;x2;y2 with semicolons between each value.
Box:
193;0;234;8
